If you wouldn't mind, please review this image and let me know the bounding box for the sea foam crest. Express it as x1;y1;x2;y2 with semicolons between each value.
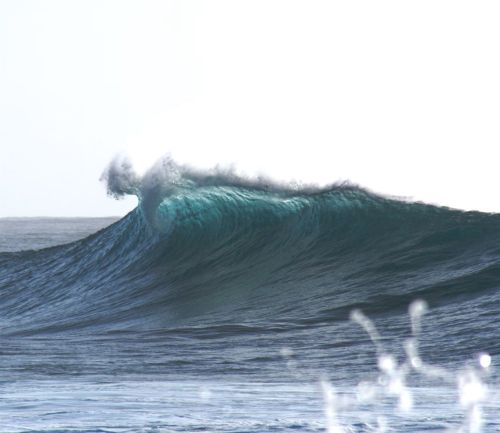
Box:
100;154;353;227
101;154;354;202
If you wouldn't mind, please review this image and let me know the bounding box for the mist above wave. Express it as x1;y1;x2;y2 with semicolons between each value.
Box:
101;155;355;203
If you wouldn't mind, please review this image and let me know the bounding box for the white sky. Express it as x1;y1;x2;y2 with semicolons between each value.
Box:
1;1;500;216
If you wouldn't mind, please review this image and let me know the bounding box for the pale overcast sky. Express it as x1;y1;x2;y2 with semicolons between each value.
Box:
1;1;500;216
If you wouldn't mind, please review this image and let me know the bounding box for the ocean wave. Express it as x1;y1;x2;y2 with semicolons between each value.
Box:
1;157;500;340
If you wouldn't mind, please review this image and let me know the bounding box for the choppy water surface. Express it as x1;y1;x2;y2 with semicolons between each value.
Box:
0;160;498;432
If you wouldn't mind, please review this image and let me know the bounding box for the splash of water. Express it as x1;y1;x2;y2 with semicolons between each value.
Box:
317;300;493;432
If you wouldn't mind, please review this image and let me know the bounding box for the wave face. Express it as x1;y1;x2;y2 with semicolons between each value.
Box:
1;159;500;358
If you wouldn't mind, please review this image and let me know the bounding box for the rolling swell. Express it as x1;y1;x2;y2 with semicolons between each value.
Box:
1;161;500;349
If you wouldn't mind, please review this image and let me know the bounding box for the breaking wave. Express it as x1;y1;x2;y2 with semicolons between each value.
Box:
1;156;500;364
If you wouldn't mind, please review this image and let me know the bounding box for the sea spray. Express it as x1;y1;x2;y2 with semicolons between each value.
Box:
316;300;494;432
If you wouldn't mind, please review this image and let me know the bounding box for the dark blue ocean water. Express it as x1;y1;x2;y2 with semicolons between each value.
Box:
0;161;499;432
